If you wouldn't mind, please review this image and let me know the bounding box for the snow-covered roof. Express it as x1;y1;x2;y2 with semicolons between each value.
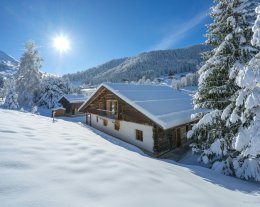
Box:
52;107;66;111
80;88;97;96
79;83;206;129
59;94;87;104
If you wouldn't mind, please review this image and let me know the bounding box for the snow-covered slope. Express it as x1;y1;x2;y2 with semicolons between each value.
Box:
0;50;19;76
64;44;213;85
0;109;259;207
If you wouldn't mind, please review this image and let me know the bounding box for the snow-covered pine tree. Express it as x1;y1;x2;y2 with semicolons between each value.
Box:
3;78;19;109
38;76;72;109
221;0;259;142
0;76;4;88
189;0;258;172
172;78;181;89
171;73;198;89
229;5;260;181
16;41;42;108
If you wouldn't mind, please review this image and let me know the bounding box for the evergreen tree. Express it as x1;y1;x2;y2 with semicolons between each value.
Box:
3;78;19;109
189;0;258;171
230;5;260;181
221;0;259;143
16;41;42;107
0;76;4;88
171;73;198;89
38;76;72;109
2;77;15;98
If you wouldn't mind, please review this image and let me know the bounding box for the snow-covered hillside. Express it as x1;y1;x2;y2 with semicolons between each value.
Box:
64;44;212;85
0;109;259;207
0;50;19;76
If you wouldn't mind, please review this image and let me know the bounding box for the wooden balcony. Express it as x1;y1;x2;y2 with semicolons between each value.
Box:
93;109;119;119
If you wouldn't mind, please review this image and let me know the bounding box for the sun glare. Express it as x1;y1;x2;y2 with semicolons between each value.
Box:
53;35;70;53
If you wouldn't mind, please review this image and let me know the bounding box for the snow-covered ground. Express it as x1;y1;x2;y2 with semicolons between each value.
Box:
0;109;259;207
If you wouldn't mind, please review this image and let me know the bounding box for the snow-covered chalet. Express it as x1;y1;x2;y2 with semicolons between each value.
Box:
58;94;87;116
79;83;204;155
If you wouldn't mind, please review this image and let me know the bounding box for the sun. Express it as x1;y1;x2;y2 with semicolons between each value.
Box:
53;35;70;53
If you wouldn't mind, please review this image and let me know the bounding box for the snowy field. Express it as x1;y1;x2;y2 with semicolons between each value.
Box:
0;109;260;207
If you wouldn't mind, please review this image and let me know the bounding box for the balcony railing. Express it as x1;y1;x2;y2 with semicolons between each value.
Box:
95;109;118;119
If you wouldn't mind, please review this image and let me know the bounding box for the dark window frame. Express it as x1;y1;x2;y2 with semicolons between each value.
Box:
103;119;108;126
135;129;143;142
106;100;118;113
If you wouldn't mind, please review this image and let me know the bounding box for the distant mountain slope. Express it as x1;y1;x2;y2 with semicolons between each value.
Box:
64;44;213;85
0;50;19;76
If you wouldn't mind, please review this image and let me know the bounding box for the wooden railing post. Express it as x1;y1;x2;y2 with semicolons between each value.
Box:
86;112;89;125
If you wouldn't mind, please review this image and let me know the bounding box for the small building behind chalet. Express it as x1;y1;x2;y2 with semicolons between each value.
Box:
51;107;66;117
58;94;87;116
79;83;205;155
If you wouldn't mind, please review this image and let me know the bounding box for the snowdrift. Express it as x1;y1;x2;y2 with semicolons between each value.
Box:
0;109;259;207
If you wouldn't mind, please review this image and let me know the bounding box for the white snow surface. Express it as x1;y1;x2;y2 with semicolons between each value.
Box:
80;83;205;129
0;109;260;207
60;94;87;103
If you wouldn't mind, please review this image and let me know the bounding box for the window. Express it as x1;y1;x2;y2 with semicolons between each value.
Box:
106;100;118;114
98;102;103;110
135;129;143;142
103;119;108;126
114;120;120;131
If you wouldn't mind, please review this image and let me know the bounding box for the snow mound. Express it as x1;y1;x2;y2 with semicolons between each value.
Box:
0;109;259;207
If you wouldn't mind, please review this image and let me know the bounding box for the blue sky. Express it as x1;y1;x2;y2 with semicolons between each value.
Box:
0;0;213;75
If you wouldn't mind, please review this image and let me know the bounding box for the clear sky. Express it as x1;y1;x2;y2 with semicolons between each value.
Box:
0;0;213;75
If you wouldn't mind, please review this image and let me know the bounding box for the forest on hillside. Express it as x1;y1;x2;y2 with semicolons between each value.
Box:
63;44;213;85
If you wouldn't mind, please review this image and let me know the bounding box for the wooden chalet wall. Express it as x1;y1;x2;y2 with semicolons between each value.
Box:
84;86;195;155
52;108;65;117
86;86;153;126
59;98;71;113
59;98;84;115
153;125;172;153
153;122;195;154
71;102;84;111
